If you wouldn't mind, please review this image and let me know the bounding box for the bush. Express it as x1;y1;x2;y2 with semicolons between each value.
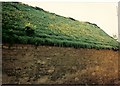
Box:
25;26;35;36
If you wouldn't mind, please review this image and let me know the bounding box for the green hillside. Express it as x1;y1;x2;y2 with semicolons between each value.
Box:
2;2;119;50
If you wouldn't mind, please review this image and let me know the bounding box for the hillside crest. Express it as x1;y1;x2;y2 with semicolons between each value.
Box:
2;2;119;50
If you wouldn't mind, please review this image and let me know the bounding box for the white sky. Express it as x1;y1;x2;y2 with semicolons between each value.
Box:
22;1;118;37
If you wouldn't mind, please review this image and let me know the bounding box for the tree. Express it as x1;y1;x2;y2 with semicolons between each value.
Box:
113;34;118;40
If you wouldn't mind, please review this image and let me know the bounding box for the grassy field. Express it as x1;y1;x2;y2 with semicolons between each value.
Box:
2;2;119;50
2;44;119;85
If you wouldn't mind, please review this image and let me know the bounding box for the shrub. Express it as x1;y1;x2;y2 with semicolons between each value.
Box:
25;26;35;36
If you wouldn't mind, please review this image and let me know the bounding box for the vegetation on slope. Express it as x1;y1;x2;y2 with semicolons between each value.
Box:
2;2;119;50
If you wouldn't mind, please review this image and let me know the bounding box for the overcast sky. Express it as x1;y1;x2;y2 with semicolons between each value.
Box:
22;1;118;38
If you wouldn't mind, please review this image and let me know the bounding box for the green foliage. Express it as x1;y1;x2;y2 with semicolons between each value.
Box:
2;2;119;50
25;26;35;36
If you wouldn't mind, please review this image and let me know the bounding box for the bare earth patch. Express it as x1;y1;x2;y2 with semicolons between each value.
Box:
2;44;119;85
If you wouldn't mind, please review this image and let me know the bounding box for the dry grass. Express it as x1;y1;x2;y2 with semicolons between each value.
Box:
2;44;119;85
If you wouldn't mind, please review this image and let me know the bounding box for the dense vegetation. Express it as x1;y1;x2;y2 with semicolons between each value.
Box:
2;2;119;50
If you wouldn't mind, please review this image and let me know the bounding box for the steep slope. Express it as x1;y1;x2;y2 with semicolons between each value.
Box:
2;2;118;50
